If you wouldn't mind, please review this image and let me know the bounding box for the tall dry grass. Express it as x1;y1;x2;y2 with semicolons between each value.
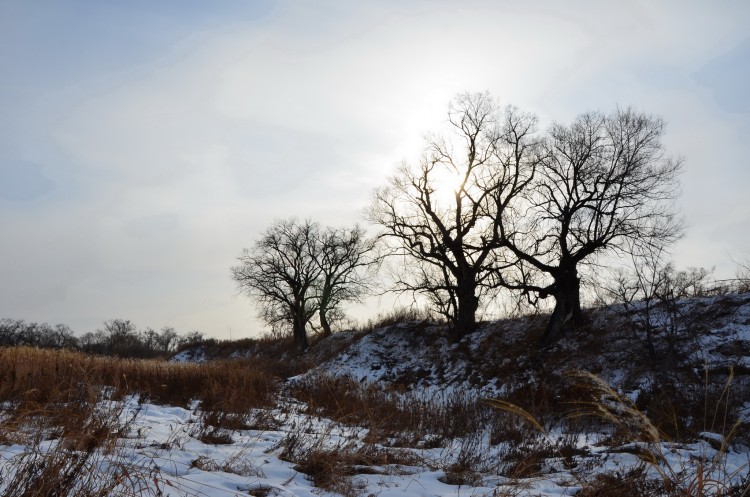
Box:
287;372;522;447
567;369;749;497
0;346;279;411
0;346;281;496
484;369;750;496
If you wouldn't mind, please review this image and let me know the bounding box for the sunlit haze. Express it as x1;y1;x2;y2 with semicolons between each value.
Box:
1;1;749;338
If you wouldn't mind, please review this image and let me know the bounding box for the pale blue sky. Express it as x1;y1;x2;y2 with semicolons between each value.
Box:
1;1;749;338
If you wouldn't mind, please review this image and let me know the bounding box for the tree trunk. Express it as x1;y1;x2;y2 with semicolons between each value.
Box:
319;308;332;337
292;308;309;352
450;275;479;341
318;282;333;338
538;265;583;347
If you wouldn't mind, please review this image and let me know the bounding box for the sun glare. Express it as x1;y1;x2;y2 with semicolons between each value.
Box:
430;167;466;206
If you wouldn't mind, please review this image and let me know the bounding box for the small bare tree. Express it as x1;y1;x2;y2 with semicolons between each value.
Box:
316;225;377;336
602;237;714;374
368;92;540;339
232;219;322;352
99;319;140;356
233;219;377;350
156;326;180;353
500;108;683;345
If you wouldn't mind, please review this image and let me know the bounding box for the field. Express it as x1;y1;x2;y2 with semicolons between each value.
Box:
1;293;749;496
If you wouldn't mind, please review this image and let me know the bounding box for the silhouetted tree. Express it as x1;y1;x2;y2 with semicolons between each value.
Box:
233;219;377;349
233;219;322;352
368;92;540;339
0;319;28;346
98;319;141;356
316;225;377;336
499;108;683;345
177;330;205;349
43;324;77;349
0;319;76;349
157;326;180;353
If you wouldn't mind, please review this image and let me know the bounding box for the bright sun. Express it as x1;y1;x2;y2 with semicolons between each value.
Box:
430;167;466;206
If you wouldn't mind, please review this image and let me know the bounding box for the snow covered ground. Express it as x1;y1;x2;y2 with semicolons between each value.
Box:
2;394;745;496
1;293;749;495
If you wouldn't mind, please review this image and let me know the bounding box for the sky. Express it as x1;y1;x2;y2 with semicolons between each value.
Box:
1;0;749;339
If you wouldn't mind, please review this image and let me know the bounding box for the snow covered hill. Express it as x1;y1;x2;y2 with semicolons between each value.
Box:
181;291;750;401
1;293;748;496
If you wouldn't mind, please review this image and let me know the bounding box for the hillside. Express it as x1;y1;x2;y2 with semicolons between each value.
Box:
179;291;750;400
1;293;749;496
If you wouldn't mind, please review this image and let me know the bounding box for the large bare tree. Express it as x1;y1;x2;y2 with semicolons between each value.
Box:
499;108;683;345
368;93;540;339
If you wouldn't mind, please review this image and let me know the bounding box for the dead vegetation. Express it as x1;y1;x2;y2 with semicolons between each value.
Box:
0;346;281;496
0;292;749;495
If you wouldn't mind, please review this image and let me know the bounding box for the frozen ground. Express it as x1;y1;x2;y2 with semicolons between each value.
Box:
3;395;745;497
2;293;749;495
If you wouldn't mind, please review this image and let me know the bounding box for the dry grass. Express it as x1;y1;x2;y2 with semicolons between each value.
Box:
1;291;749;497
183;334;313;378
0;363;154;496
576;468;666;497
360;306;438;332
0;346;281;496
286;371;512;448
0;346;279;412
275;423;424;497
562;370;749;496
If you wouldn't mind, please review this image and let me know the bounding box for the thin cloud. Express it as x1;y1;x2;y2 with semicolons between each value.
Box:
1;1;749;337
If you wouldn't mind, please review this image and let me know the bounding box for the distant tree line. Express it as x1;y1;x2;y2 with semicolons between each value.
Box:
0;318;204;358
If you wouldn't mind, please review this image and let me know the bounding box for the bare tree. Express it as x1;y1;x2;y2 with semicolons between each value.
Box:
157;326;180;353
316;225;377;336
178;330;205;348
98;319;140;357
499;108;683;345
233;218;375;350
368;92;540;339
232;219;322;352
601;238;714;374
0;319;76;349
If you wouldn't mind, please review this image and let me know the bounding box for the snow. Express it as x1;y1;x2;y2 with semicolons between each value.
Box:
2;293;750;495
171;347;208;363
1;395;612;496
3;394;743;496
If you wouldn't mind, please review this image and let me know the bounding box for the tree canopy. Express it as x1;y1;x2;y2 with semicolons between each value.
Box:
232;218;376;351
369;94;683;343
